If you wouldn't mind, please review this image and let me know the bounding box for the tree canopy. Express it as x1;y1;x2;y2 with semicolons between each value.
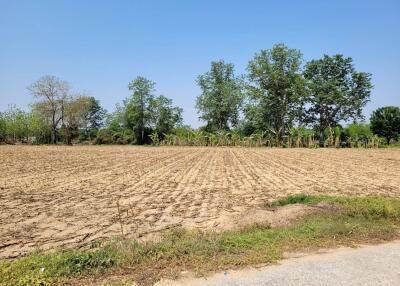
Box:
2;44;398;147
125;76;156;144
28;75;70;143
370;106;400;144
121;76;183;144
303;55;372;145
196;60;244;131
246;44;306;145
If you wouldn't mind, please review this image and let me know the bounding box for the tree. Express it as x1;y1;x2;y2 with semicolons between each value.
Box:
0;112;5;142
370;106;400;144
1;105;29;143
246;44;306;145
82;97;106;140
304;55;372;146
126;76;155;144
103;78;183;145
196;60;243;131
106;104;125;132
27;110;51;144
28;75;69;143
149;95;183;139
61;96;91;145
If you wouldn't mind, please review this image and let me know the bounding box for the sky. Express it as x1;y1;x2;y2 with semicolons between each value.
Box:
0;0;399;127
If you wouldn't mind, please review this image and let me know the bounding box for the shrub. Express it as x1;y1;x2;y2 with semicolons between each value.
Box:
95;129;114;144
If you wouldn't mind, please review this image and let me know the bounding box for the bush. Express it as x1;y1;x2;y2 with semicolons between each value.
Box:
341;123;379;147
95;129;114;144
112;132;133;145
95;129;135;145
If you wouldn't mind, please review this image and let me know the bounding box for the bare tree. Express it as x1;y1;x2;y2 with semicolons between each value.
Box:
28;75;69;143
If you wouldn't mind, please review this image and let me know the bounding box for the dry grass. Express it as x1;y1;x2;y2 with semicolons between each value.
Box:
2;195;400;286
0;145;399;258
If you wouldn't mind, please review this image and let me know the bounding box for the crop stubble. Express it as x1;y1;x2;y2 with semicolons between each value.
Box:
0;145;399;258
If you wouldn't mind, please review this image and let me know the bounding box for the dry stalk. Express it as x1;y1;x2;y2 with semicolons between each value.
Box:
116;197;124;237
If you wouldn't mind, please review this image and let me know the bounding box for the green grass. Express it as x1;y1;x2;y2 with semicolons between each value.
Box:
379;142;400;148
1;195;400;286
267;194;400;219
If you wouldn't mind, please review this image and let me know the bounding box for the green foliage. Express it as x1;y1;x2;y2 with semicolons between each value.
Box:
370;106;400;144
196;60;244;131
246;44;306;145
95;129;114;144
0;105;30;143
287;127;318;148
160;127;319;148
269;194;312;206
0;247;119;286
304;55;373;145
60;96;93;145
340;123;380;148
80;97;107;141
125;76;155;144
0;113;6;142
0;45;390;148
268;194;400;220
28;75;70;144
149;95;183;140
0;105;52;144
112;130;134;145
184;126;360;149
119;77;183;145
27;112;52;144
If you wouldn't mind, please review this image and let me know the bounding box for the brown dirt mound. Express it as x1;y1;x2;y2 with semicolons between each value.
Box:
211;202;340;231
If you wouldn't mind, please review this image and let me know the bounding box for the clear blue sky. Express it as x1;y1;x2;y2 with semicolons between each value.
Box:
1;0;399;127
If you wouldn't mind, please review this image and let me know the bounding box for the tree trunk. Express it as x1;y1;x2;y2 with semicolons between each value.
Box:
66;127;72;145
51;126;57;144
319;117;325;147
140;94;144;145
319;129;324;147
279;126;285;147
51;110;57;144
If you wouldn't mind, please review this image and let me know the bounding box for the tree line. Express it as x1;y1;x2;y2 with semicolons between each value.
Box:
0;44;399;147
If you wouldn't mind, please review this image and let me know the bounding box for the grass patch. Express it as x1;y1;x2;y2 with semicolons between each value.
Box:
1;195;400;286
267;194;400;219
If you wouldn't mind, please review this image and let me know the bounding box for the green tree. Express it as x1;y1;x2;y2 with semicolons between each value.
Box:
1;105;29;143
0;112;5;142
106;104;125;132
370;106;400;144
304;55;372;146
61;96;91;145
82;97;107;140
27;110;51;144
196;60;243;131
246;44;306;145
149;95;183;139
126;76;155;144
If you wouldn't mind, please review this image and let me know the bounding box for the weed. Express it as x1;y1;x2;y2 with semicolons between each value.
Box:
1;195;400;286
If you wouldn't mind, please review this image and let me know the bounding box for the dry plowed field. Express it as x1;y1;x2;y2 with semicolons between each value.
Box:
1;146;399;258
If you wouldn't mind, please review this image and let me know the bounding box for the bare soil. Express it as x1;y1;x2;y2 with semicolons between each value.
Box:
0;146;399;258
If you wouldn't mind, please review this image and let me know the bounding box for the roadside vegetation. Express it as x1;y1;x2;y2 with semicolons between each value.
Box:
0;44;399;147
1;195;399;286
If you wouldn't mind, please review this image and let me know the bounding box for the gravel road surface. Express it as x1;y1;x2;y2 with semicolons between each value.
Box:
157;241;400;286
